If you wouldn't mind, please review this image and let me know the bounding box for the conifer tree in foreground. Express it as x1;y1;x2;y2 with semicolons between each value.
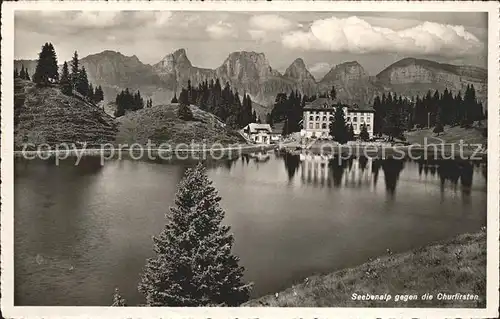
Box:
139;163;251;306
111;288;126;306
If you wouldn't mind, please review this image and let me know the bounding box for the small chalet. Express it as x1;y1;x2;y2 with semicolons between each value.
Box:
242;123;273;144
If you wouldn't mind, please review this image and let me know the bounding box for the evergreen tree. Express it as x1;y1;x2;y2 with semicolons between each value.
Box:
138;164;251;306
348;124;355;141
14;67;19;78
70;51;79;92
171;93;178;103
359;124;369;141
33;42;59;85
329;105;349;144
265;112;273;126
111;288;126;306
252;110;257;123
60;61;72;95
76;66;90;96
330;86;337;100
25;69;30;81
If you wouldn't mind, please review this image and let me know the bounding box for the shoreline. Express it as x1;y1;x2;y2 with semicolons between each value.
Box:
13;142;487;160
244;231;486;308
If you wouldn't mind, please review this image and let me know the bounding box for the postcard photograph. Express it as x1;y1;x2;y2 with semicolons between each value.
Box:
1;1;499;318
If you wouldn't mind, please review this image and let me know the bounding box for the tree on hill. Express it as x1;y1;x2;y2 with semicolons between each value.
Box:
138;164;251;306
94;85;104;103
19;65;31;81
60;61;72;95
330;105;349;144
14;67;19;78
33;42;59;85
359;124;369;141
179;88;189;106
71;51;79;88
114;88;145;117
76;66;90;97
171;93;178;103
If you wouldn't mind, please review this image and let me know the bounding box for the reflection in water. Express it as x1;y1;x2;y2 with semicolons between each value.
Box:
381;159;405;197
285;152;480;198
15;152;487;306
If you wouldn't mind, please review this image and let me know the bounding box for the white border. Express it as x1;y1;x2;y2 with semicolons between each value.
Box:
1;1;499;318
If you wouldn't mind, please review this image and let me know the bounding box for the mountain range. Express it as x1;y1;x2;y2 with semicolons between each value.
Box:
14;49;487;114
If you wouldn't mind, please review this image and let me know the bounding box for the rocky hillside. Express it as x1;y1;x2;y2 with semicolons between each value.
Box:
115;103;245;146
284;58;317;97
376;58;487;103
153;48;215;90
319;61;380;105
14;79;117;149
15;51;487;111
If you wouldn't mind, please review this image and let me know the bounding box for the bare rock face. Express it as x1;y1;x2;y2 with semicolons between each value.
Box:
153;48;215;90
319;61;378;105
284;58;317;96
376;58;487;102
215;51;296;104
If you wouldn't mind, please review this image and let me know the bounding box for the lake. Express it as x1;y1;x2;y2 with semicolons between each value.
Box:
14;152;487;306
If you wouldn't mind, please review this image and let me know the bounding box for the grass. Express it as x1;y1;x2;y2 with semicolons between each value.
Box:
405;125;487;146
115;103;247;146
244;231;486;308
14;79;117;150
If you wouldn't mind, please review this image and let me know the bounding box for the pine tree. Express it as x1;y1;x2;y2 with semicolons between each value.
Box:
179;88;189;106
138;164;251;306
25;69;30;81
252;110;257;123
60;61;72;95
33;42;59;85
329;105;348;144
76;66;90;96
348;124;355;141
171;93;178;103
70;51;79;92
111;288;126;306
14;67;19;78
359;124;369;141
330;86;337;100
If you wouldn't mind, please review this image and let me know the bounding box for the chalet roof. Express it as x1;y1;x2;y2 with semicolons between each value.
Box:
304;98;374;112
244;123;272;134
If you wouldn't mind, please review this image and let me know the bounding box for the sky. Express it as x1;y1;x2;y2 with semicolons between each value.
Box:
14;11;487;78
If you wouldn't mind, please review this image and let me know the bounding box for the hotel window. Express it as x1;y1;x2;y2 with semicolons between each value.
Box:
353;117;357;122
316;116;320;121
353;124;357;130
347;117;350;121
322;123;327;129
323;116;327;121
309;123;313;129
330;115;334;121
367;124;371;130
315;123;320;129
309;115;313;121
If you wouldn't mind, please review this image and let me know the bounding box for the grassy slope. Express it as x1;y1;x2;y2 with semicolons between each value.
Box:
244;231;486;308
14;79;117;149
115;103;246;146
405;126;487;146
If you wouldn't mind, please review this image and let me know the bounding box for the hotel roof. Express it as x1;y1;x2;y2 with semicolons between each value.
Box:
304;98;374;112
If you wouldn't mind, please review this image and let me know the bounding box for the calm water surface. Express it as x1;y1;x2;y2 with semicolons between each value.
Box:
14;152;487;305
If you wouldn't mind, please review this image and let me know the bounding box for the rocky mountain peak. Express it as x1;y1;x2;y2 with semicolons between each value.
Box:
284;58;315;82
320;61;368;83
218;51;273;80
